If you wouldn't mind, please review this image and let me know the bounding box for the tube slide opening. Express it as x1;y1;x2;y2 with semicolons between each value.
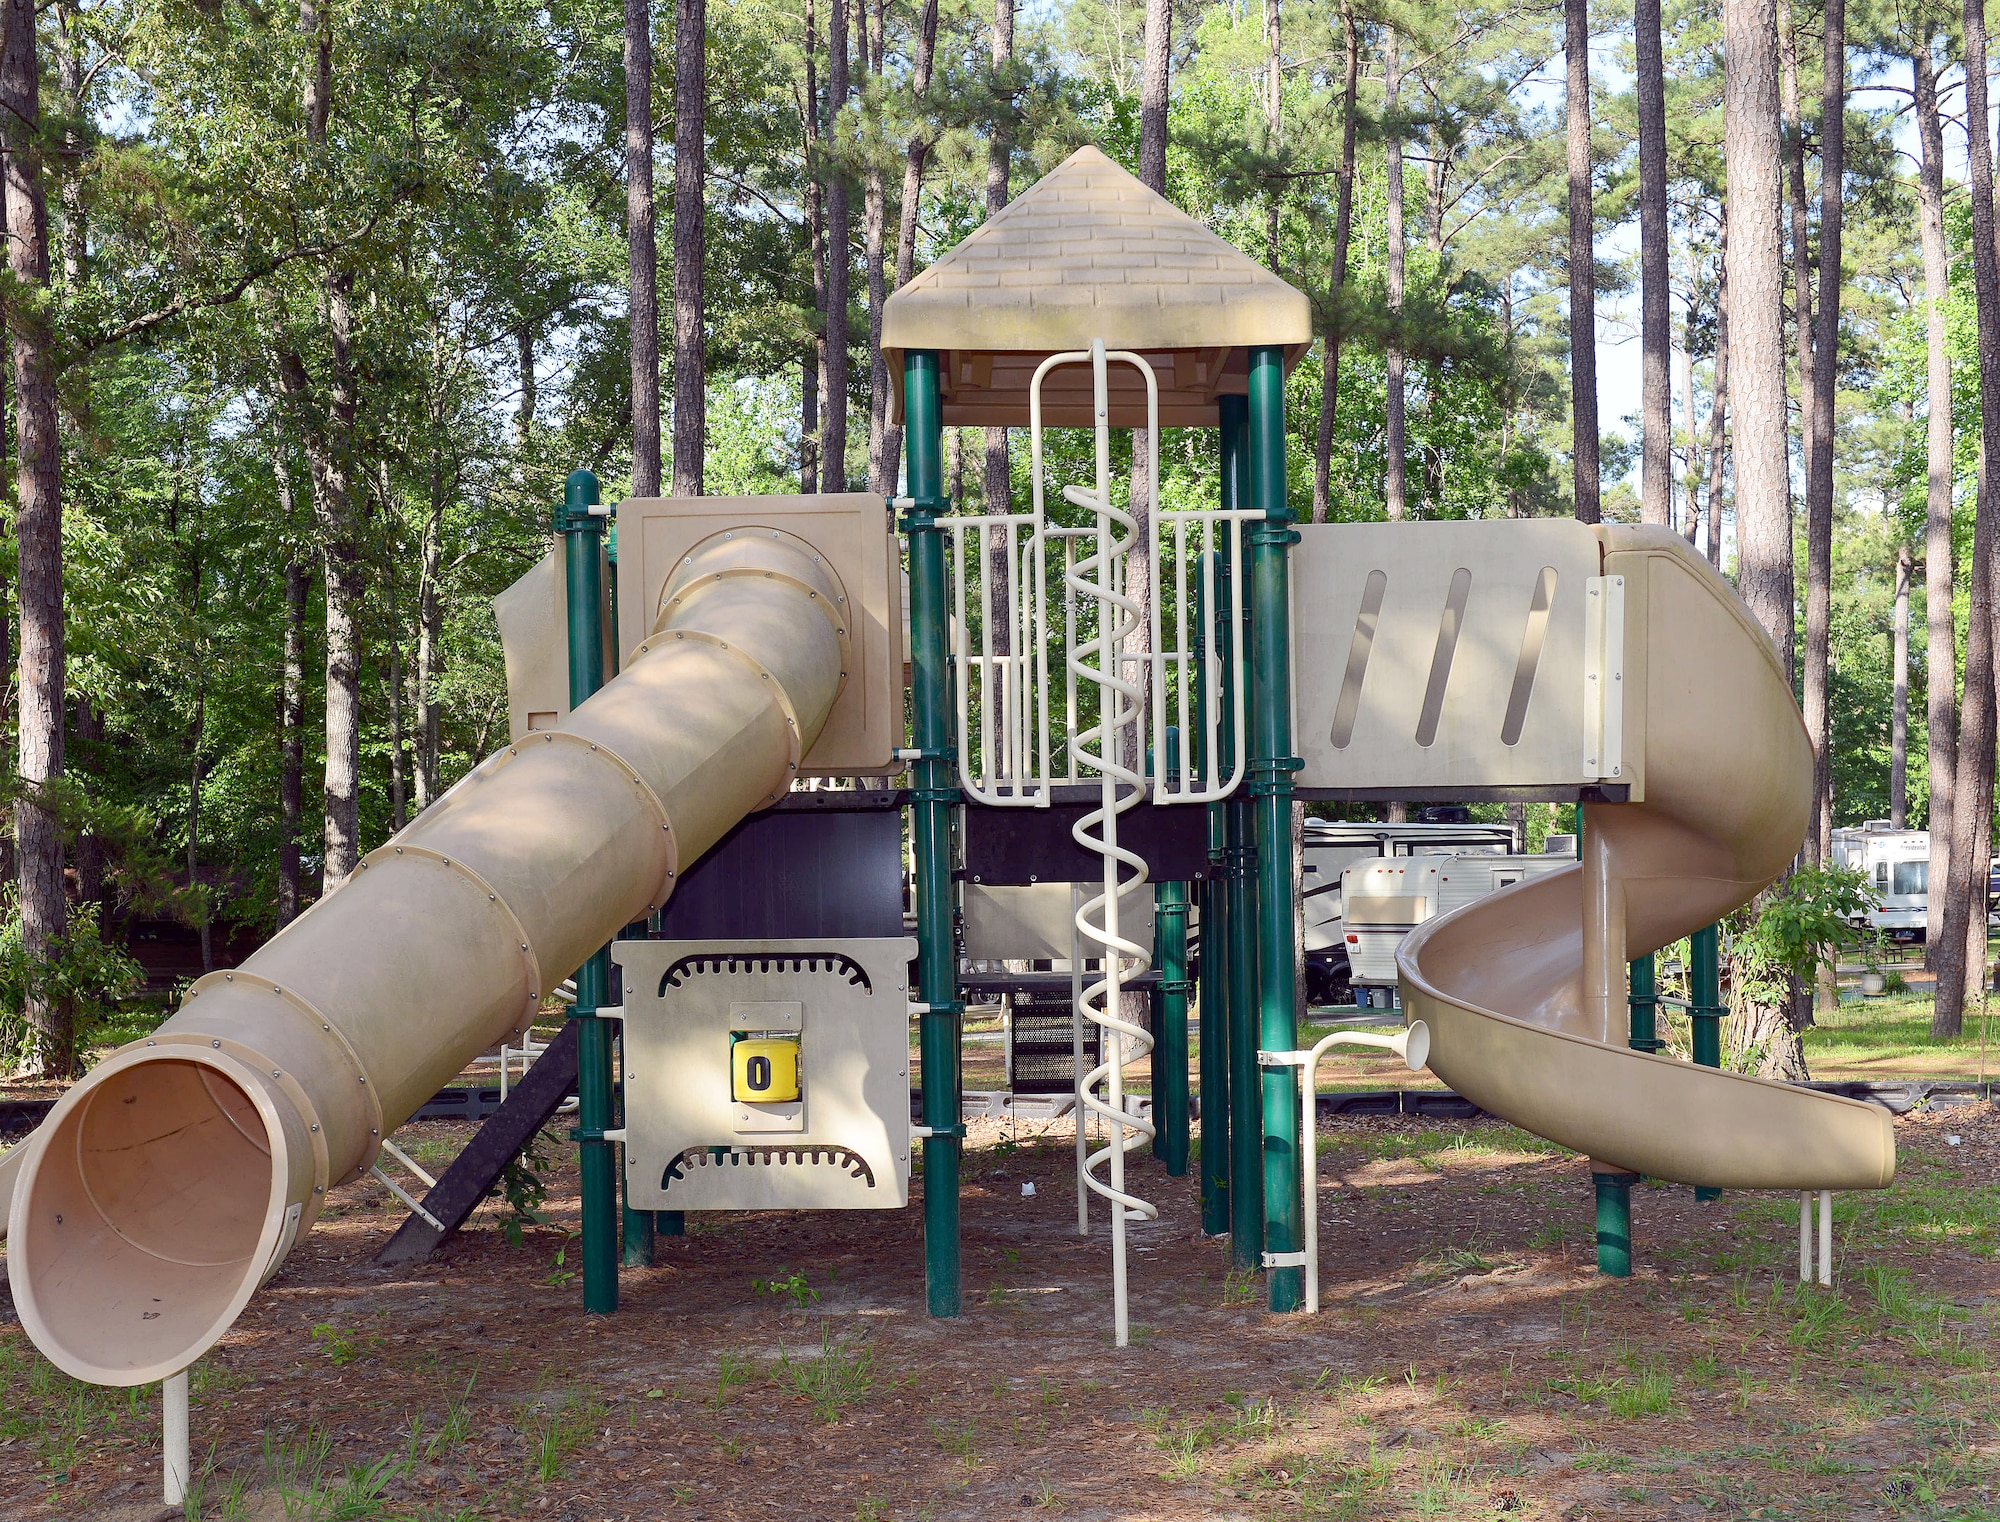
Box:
10;1049;296;1385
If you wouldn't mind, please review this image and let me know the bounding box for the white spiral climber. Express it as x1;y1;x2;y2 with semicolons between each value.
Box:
1061;341;1158;1349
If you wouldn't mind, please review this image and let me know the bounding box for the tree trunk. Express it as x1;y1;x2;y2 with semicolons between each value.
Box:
1914;40;1957;963
1891;542;1910;828
1566;0;1599;524
671;0;705;496
1802;0;1843;869
1724;0;1794;685
885;0;941;483
273;447;307;927
280;556;306;927
1125;0;1172;768
1635;0;1670;526
414;481;442;811
628;0;662;496
1780;0;1814;490
189;682;209;975
982;0;1018;628
1679;332;1698;541
517;326;536;447
822;0;851;492
5;0;70;1075
388;633;407;833
308;274;363;891
803;0;823;494
72;699;101;925
1936;0;2000;1038
862;0;891;494
1265;0;1282;265
1704;224;1730;570
1313;0;1360;526
1384;28;1407;523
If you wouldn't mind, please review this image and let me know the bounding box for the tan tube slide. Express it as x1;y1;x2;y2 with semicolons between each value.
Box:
1398;527;1896;1192
4;529;850;1386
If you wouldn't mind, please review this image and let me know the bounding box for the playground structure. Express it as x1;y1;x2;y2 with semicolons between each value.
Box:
0;146;1899;1496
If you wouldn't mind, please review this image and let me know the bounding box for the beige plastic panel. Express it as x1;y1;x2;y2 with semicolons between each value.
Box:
618;494;901;774
1293;519;1622;793
494;547;615;742
613;939;918;1210
1396;526;1896;1191
961;882;1153;964
8;523;855;1385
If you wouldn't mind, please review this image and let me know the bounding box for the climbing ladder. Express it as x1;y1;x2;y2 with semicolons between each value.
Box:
945;339;1256;1345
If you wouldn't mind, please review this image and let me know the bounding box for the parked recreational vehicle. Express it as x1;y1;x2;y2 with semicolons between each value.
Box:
1301;819;1514;1005
1830;823;1930;943
1341;853;1573;999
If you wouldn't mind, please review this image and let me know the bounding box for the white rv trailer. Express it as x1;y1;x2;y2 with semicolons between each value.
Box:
1300;819;1514;1004
1341;852;1573;996
1829;822;1929;943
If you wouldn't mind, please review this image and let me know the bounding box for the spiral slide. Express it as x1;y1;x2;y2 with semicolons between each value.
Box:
3;518;859;1387
1395;527;1896;1192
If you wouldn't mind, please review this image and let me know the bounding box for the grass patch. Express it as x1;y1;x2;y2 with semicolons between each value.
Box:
774;1326;877;1421
1798;990;1992;1079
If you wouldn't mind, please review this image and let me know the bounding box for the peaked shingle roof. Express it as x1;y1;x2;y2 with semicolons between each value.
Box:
883;146;1312;355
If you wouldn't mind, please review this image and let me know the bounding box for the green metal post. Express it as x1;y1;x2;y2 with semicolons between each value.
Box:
904;351;962;1318
1689;923;1723;1201
1193;551;1229;1231
1628;953;1660;1053
1219;395;1262;1269
1593;1171;1638;1276
1198;845;1230;1233
1247;347;1303;1313
558;468;619;1314
604;524;661;1267
1146;731;1190;1174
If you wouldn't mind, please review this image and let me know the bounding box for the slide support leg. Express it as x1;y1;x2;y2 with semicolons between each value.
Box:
1689;923;1723;1201
1248;346;1303;1315
1156;875;1191;1176
1191;562;1229;1230
560;468;620;1315
1219;396;1262;1270
1594;1170;1639;1277
904;350;962;1318
1628;952;1661;1052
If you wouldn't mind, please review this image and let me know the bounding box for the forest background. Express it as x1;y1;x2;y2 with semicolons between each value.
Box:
0;0;1991;1072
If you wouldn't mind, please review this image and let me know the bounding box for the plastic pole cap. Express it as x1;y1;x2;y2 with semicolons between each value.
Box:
1400;1019;1431;1072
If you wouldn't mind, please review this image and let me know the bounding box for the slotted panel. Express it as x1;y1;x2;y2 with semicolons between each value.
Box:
1294;520;1607;791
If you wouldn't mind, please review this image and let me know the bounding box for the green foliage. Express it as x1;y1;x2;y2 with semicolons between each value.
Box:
751;1267;823;1309
1730;866;1876;1006
0;904;145;1071
493;1127;556;1246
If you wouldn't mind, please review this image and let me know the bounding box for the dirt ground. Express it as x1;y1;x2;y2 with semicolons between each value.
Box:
4;1100;1997;1522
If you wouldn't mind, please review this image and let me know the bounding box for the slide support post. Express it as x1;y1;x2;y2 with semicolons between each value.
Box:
1151;728;1191;1175
1194;558;1230;1230
1155;874;1192;1177
560;467;620;1315
904;350;963;1318
1594;1170;1639;1277
1219;396;1262;1268
1628;953;1661;1052
1689;923;1723;1201
1248;346;1304;1314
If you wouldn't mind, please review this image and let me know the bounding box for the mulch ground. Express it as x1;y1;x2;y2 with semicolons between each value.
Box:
4;1102;1998;1521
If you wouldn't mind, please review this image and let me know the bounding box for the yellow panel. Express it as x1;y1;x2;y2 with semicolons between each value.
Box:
731;1037;802;1104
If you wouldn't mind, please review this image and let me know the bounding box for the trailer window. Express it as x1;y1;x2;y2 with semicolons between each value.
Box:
1892;860;1929;896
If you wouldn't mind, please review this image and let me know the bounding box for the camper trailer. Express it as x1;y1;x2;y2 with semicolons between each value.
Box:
1830;823;1930;943
1341;853;1573;1002
1301;818;1514;1005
